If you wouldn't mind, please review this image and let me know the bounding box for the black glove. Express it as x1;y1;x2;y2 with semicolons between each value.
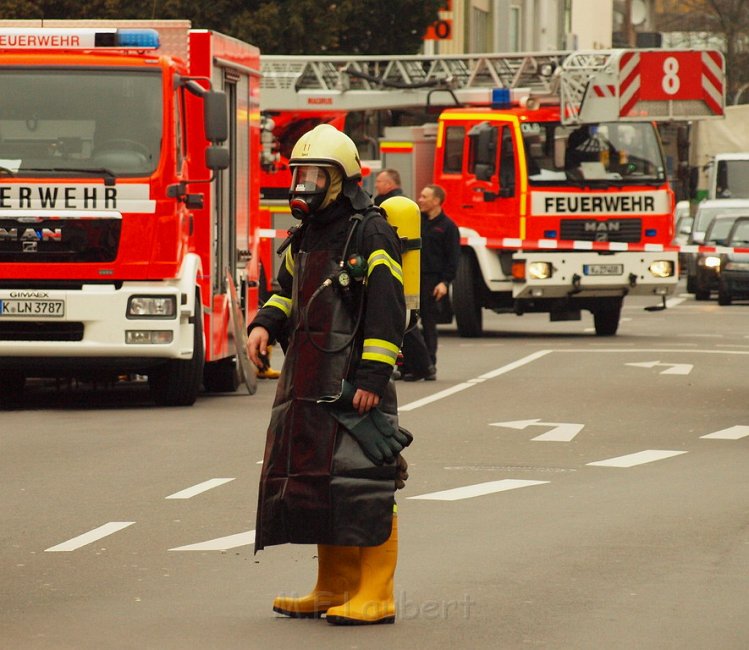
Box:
320;380;413;465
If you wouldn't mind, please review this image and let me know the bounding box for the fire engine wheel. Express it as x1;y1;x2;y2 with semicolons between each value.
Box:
203;357;240;393
0;370;25;408
453;251;483;338
149;296;205;406
592;298;622;336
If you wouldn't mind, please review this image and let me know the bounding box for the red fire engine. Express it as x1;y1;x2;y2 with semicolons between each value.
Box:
0;20;263;405
259;49;725;336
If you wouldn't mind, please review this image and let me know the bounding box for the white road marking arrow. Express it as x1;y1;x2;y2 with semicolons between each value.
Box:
626;360;693;375
490;418;584;442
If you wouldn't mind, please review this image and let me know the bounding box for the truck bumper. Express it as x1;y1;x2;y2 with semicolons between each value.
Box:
511;250;678;300
0;281;195;364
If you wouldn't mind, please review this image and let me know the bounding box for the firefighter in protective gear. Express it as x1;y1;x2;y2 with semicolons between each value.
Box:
247;123;411;625
379;195;421;326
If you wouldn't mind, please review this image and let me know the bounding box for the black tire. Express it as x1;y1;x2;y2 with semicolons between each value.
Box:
686;274;696;293
592;297;622;336
718;286;732;306
453;251;483;338
0;370;25;408
149;295;205;406
203;357;240;393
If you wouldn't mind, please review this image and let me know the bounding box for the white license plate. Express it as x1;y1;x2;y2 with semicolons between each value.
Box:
0;299;65;317
583;264;624;276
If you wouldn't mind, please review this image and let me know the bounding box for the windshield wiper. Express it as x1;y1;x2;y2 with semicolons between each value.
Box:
22;167;117;186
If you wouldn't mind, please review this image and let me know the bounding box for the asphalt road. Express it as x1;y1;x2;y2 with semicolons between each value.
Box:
2;280;748;649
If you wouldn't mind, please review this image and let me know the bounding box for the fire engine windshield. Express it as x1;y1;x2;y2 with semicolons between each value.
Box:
0;68;162;177
522;121;666;186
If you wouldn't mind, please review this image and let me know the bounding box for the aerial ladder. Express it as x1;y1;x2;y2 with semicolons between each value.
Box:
259;49;724;121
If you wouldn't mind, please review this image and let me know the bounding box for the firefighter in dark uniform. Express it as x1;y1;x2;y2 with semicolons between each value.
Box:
247;124;411;625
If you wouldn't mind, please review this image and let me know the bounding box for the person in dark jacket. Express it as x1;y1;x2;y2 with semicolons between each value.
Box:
247;124;410;626
402;184;460;380
373;168;404;206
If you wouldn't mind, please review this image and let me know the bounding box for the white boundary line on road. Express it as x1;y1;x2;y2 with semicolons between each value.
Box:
399;346;749;414
398;350;552;412
45;522;135;552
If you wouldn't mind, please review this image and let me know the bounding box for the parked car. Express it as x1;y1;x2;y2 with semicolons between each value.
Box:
673;212;694;275
694;214;742;300
673;199;690;226
686;199;749;292
716;217;749;305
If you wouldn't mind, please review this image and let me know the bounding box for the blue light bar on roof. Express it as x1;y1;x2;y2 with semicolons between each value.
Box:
491;88;512;109
0;27;160;50
113;29;160;49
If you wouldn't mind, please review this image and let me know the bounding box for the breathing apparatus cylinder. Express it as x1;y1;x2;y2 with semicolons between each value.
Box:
380;196;421;327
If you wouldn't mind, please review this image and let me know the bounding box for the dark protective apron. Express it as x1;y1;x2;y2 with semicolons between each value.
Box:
255;248;397;552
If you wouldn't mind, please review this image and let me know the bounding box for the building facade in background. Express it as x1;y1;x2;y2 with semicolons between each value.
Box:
424;0;615;54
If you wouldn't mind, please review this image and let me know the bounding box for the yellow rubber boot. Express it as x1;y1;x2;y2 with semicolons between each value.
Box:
257;346;281;379
325;516;398;625
273;545;360;618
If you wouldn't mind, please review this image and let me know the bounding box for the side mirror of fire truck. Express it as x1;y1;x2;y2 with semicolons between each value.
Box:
206;145;230;171
204;91;228;144
203;91;229;172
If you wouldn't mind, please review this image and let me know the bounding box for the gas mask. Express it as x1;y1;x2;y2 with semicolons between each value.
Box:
289;164;342;220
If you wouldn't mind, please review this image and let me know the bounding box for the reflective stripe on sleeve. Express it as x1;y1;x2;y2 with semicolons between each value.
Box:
367;249;403;285
362;337;399;366
284;247;295;277
263;294;292;317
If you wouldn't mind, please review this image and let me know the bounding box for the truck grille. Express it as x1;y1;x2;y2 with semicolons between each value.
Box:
0;322;84;341
0;216;121;262
560;218;642;242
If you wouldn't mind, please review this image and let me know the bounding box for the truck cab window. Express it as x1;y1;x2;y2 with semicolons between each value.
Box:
443;126;464;173
0;69;162;176
498;129;515;195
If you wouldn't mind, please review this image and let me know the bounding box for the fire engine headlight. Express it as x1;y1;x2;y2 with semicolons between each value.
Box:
528;261;553;280
648;260;675;278
127;296;177;318
699;256;721;269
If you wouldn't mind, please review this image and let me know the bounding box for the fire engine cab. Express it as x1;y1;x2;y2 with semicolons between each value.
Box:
0;20;263;405
260;49;725;336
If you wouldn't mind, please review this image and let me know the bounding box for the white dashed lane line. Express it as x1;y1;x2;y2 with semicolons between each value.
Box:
701;425;749;440
408;479;549;501
169;530;255;552
586;449;687;468
45;521;135;552
165;478;235;499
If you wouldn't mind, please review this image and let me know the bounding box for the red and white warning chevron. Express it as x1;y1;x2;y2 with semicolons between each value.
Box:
619;50;724;118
